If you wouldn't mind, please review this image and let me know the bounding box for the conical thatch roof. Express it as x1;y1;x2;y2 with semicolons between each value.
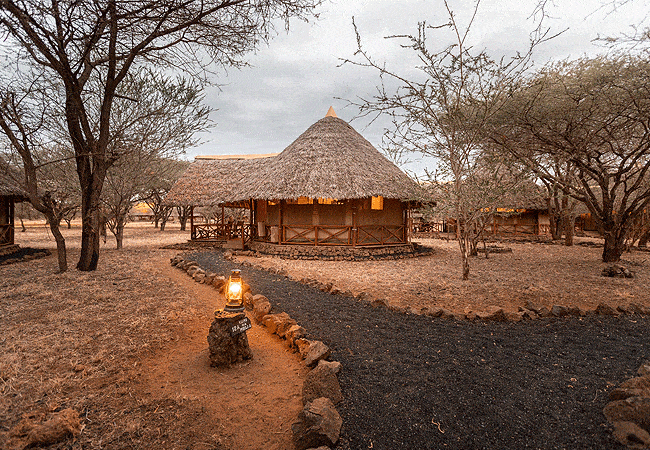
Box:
164;157;268;207
165;110;434;206
234;114;431;202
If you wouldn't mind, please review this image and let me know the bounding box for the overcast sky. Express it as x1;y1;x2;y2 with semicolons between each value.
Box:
187;0;647;175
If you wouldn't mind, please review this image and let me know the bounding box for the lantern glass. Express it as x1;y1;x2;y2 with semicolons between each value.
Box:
224;269;245;313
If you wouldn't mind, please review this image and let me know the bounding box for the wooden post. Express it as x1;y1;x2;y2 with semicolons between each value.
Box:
190;205;195;240
279;200;284;244
352;201;357;247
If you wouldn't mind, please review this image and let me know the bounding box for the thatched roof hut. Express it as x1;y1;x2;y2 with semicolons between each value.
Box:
0;174;27;251
233;110;429;202
165;108;433;250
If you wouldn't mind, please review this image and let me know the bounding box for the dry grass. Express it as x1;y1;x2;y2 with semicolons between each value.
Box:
2;222;306;450
1;223;223;449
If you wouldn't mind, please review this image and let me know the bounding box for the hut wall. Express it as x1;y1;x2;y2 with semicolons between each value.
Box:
255;198;408;246
355;198;404;226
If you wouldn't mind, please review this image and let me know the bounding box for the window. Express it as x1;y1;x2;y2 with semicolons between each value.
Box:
371;196;384;210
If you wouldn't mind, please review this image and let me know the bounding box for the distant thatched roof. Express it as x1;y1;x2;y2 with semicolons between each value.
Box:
165;110;433;206
0;173;28;199
164;158;267;207
234;114;431;202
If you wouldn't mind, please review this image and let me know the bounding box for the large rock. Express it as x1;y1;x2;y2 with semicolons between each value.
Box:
251;294;269;307
610;376;650;400
286;325;307;348
602;264;635;278
253;299;272;323
187;266;202;277
193;272;206;283
317;360;341;374
303;363;344;406
296;339;312;358
551;305;569;317
596;303;620;316
262;312;297;336
292;398;342;450
476;306;507;322
612;421;650;449
304;341;331;367
243;292;254;310
204;272;217;285
638;361;650;377
211;276;227;290
604;397;650;432
207;311;253;367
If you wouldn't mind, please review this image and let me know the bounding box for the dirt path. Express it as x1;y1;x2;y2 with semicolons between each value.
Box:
139;262;307;450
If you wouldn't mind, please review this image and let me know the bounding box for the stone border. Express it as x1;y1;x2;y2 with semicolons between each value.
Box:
228;254;650;323
170;254;343;450
603;360;650;449
249;241;430;261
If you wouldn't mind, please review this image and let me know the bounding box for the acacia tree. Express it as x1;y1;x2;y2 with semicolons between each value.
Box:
0;85;80;272
101;71;207;248
0;0;320;271
487;55;650;262
345;0;551;279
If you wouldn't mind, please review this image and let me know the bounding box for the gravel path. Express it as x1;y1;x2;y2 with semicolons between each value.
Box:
187;250;650;450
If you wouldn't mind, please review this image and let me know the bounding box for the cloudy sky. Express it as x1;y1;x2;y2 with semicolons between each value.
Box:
187;0;647;174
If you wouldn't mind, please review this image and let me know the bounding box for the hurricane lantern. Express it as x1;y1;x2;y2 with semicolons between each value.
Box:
223;269;245;313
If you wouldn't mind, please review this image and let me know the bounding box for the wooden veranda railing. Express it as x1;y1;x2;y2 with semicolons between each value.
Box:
356;225;406;245
263;224;407;246
282;225;353;246
0;224;14;247
191;223;253;247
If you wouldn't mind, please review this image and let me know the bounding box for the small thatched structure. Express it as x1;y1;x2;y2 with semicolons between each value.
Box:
0;174;28;252
166;108;433;249
164;157;272;207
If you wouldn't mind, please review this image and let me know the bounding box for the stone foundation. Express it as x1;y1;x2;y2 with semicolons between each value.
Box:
249;241;418;260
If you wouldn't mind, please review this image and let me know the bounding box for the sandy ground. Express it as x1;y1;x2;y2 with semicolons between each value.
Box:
1;223;305;450
235;237;650;314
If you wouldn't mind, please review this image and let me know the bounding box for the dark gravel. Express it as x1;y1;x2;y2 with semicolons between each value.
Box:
187;250;650;450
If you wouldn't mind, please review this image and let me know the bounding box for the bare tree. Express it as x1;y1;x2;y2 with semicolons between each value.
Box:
0;0;320;270
100;71;207;248
487;54;650;262
175;205;192;231
0;85;80;272
344;0;551;279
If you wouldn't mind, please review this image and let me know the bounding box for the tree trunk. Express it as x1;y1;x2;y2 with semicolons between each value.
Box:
602;227;625;262
459;235;470;280
77;183;103;271
563;215;575;246
20;218;26;232
177;206;188;231
45;213;67;273
115;221;124;250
